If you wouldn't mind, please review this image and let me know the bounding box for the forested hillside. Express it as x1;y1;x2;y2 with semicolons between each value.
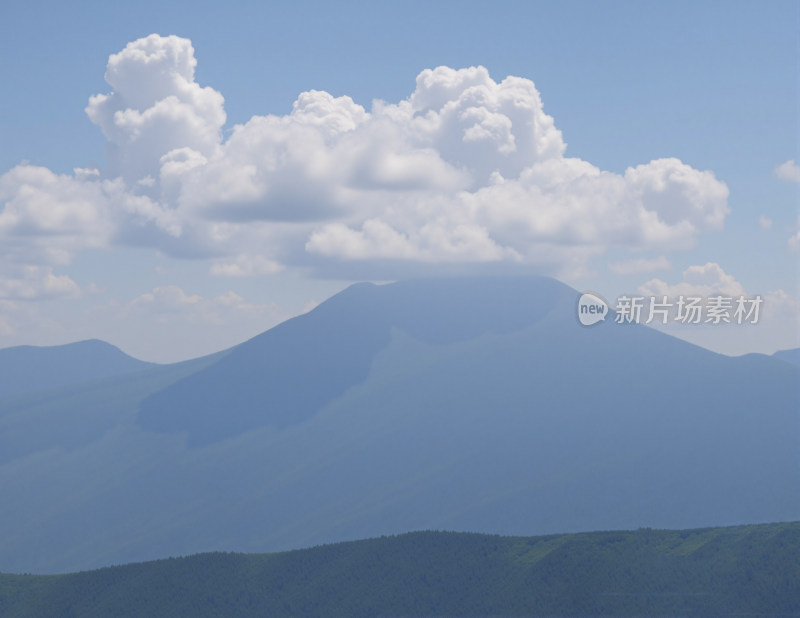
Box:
1;522;797;617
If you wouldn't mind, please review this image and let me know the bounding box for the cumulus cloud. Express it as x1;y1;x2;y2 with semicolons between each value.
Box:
761;288;800;327
86;34;226;184
774;159;800;183
631;277;799;356
0;165;114;260
0;34;733;284
0;266;80;300
759;215;772;230
635;264;799;346
638;262;746;299
0;161;183;298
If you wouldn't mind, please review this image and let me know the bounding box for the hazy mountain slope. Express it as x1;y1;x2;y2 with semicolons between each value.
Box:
0;339;156;401
138;277;568;445
0;351;226;467
1;277;797;574
774;347;800;368
2;522;798;617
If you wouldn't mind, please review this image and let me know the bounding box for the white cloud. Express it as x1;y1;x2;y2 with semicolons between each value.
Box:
408;66;566;183
761;288;800;328
623;158;728;232
638;262;746;298
633;264;800;355
774;159;800;183
0;165;109;301
85;34;225;184
0;266;80;301
0;165;114;259
0;162;182;299
0;34;733;283
608;256;671;276
759;215;772;230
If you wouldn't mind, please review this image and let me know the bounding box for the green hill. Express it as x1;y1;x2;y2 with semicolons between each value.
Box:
1;521;798;617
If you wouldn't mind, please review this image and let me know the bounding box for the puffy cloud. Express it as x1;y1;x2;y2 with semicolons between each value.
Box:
774;159;800;183
306;217;517;263
86;34;225;184
0;265;80;301
408;66;565;183
761;288;800;326
1;34;733;283
0;165;108;301
307;155;727;271
0;165;113;258
759;215;772;230
0;163;182;298
638;262;746;299
632;263;800;355
623;158;728;232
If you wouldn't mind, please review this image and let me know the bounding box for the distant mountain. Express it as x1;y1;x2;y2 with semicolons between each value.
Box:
0;339;156;401
1;522;798;617
0;276;798;574
774;347;800;368
138;277;569;445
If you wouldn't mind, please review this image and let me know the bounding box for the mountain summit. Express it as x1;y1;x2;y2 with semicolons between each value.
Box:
138;276;576;444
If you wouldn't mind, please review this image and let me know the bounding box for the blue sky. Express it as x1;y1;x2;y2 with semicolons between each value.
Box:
0;0;797;362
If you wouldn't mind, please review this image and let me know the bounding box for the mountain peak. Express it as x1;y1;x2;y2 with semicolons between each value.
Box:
138;275;578;445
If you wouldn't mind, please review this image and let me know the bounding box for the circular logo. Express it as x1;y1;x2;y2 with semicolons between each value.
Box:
577;291;608;326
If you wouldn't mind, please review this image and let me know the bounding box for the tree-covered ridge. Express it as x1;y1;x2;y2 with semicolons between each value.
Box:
1;521;798;617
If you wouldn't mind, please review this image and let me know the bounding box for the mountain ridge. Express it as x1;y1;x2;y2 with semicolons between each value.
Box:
2;521;798;617
773;347;800;368
137;275;576;445
1;275;797;573
0;339;156;401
